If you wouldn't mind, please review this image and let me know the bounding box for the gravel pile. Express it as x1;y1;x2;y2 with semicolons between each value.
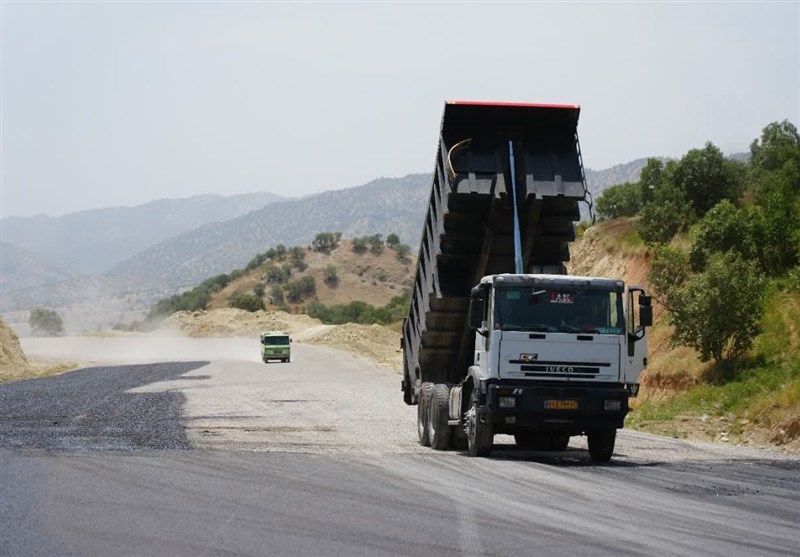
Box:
305;323;402;372
160;308;321;338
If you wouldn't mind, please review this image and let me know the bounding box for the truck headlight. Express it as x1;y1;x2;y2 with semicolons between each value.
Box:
498;396;517;409
604;400;622;411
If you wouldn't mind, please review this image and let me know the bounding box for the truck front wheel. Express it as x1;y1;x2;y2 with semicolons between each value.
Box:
428;384;452;450
588;428;616;463
417;383;434;446
466;399;493;457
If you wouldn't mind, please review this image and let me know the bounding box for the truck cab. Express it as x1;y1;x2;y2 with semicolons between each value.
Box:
445;274;651;460
260;331;291;363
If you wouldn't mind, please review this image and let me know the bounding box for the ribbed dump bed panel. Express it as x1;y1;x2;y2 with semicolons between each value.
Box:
403;102;587;391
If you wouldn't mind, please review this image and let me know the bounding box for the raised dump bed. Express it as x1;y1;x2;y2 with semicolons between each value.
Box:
402;101;590;403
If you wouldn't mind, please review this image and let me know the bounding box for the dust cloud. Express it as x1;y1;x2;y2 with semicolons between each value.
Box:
21;335;263;366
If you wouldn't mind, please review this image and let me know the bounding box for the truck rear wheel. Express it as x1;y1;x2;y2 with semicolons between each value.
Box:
428;384;452;450
417;383;434;446
588;428;616;463
466;398;492;457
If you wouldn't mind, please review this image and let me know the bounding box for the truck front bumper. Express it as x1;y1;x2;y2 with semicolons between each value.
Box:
483;380;629;434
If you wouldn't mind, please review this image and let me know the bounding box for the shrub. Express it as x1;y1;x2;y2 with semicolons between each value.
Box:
324;264;338;287
312;232;340;253
229;293;265;312
253;282;266;298
285;276;316;303
595;182;642;220
29;308;64;336
396;243;411;260
667;252;766;363
352;237;368;254
265;265;290;284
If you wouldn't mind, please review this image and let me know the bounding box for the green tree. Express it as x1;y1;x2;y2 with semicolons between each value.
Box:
750;120;800;174
253;282;266;298
289;246;306;262
668;252;765;363
312;232;339;253
386;233;400;248
265;265;290;284
368;234;384;255
229;293;265;312
638;158;666;206
648;245;690;311
323;264;338;287
689;200;758;271
396;243;412;260
595;182;642;220
637;181;694;245
270;284;284;305
352;237;368;254
284;276;316;303
671;142;744;217
275;244;287;260
29;308;64;336
753;189;800;274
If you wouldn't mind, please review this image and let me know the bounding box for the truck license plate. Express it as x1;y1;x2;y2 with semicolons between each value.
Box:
545;400;578;410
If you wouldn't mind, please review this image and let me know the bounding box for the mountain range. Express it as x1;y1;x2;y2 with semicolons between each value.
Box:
1;192;285;276
1;159;656;326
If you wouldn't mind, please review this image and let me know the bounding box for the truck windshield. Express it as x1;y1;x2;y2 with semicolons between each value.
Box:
494;286;624;334
263;336;290;346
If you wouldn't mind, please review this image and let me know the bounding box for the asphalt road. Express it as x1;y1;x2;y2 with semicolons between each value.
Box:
2;338;799;556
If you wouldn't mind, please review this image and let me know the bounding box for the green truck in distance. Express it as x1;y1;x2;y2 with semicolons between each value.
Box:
261;331;291;363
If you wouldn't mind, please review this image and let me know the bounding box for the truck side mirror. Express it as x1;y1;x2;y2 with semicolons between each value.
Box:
469;286;484;330
639;305;653;327
639;294;653;327
469;298;484;330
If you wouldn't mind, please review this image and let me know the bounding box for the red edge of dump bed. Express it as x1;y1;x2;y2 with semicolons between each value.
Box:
447;100;580;110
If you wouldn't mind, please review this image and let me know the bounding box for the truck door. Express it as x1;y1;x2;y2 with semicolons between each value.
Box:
625;287;649;384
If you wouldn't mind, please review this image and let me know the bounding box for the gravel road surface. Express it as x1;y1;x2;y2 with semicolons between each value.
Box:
2;337;799;556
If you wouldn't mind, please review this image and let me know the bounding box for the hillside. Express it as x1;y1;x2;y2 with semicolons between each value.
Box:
108;175;430;290
568;218;800;451
208;238;415;311
109;160;685;290
0;242;78;294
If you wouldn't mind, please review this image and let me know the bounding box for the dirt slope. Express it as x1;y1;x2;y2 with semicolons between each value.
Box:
1;319;29;381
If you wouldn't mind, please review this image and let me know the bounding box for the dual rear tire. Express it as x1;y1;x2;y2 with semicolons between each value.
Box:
417;383;435;446
428;384;452;450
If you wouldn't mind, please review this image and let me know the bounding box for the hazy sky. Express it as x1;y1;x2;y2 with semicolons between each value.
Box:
1;2;798;218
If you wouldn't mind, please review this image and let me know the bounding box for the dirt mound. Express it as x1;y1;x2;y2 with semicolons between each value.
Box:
304;323;402;372
160;308;401;372
159;308;323;338
1;319;30;381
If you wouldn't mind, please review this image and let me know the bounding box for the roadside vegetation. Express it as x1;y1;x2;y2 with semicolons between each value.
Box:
591;119;800;447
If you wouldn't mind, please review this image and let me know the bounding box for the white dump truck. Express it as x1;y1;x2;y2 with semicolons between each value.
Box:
401;101;652;462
